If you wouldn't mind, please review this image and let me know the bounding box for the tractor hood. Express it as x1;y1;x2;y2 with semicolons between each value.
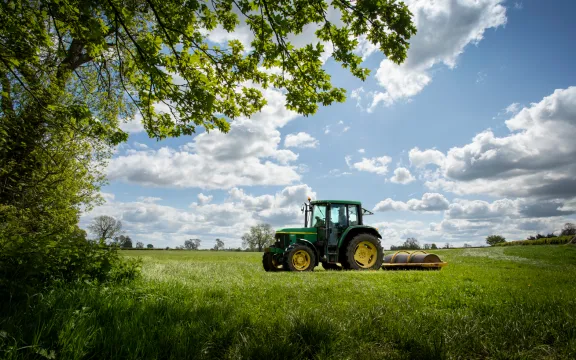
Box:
275;227;316;234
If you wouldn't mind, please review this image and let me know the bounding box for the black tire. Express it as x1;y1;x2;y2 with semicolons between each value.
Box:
283;244;315;272
345;233;383;270
262;252;282;272
321;262;343;271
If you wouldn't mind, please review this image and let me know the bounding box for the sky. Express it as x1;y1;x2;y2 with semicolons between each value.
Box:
81;0;576;249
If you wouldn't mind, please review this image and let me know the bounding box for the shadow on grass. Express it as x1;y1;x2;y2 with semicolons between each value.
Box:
1;286;346;360
2;280;575;360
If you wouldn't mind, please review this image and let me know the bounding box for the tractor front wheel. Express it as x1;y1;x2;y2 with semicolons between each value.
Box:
262;252;282;272
345;234;383;270
284;244;315;272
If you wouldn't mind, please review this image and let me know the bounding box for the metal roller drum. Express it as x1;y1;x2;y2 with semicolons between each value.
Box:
382;251;447;270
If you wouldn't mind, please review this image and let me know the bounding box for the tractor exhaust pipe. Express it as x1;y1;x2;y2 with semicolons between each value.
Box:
382;251;447;270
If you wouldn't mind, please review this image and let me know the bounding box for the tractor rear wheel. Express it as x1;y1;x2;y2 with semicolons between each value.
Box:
345;233;383;270
321;262;342;271
283;244;315;272
262;252;282;272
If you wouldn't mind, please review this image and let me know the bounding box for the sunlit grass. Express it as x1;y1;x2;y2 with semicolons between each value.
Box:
2;246;575;359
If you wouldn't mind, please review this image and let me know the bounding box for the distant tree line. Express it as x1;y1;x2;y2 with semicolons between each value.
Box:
88;216;156;249
390;238;444;251
526;223;575;240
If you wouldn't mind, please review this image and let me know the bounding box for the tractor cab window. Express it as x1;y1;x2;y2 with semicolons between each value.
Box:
348;205;358;226
312;205;327;228
330;204;348;229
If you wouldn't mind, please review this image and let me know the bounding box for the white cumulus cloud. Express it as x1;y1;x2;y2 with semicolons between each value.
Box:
374;193;449;212
284;132;319;148
409;147;446;168
108;87;303;189
352;156;392;175
367;0;507;111
197;193;213;205
390;167;416;184
426;87;576;200
81;185;316;248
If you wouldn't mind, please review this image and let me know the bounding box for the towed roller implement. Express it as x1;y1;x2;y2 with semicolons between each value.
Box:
263;198;447;272
382;250;447;270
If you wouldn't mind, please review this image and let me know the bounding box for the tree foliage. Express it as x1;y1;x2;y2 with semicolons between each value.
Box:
1;0;415;139
114;235;132;249
561;223;576;236
390;237;420;251
115;235;133;248
242;224;275;251
184;238;201;250
213;238;225;251
486;235;506;246
147;243;153;249
88;215;123;243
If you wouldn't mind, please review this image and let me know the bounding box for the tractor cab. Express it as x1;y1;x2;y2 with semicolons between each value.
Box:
306;200;364;251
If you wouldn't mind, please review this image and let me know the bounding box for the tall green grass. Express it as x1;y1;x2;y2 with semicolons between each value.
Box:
2;246;576;359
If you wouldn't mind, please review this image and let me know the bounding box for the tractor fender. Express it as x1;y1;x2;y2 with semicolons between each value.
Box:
294;238;320;266
337;226;381;250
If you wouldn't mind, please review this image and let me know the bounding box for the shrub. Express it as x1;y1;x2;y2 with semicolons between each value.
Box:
0;221;140;298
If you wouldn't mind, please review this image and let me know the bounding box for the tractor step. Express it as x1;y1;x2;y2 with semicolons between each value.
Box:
327;245;338;262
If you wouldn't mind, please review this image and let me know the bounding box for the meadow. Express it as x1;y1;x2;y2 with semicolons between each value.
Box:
2;245;576;359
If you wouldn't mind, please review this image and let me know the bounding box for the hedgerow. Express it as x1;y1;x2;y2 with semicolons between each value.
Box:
495;235;574;247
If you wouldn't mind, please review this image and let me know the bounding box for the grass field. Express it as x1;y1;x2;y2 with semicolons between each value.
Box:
2;246;576;359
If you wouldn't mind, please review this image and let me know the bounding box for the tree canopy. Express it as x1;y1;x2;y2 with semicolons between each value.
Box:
185;238;201;250
486;235;506;246
115;235;133;248
1;0;416;139
242;223;274;251
214;238;224;250
88;215;123;243
561;223;576;236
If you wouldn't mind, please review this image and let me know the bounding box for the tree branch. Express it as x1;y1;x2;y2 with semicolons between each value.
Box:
0;69;14;116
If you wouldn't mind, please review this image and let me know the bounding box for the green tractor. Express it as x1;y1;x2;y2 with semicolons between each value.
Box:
263;198;447;272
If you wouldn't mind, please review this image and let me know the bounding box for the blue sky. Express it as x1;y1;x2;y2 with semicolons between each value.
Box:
81;0;576;249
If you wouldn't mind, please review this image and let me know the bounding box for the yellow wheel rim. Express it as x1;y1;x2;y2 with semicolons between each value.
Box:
353;241;378;268
292;249;311;271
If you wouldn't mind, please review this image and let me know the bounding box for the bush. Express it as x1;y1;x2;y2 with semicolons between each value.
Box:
0;221;141;298
495;236;573;247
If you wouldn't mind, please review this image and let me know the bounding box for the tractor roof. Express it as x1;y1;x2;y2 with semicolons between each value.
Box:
310;200;362;205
